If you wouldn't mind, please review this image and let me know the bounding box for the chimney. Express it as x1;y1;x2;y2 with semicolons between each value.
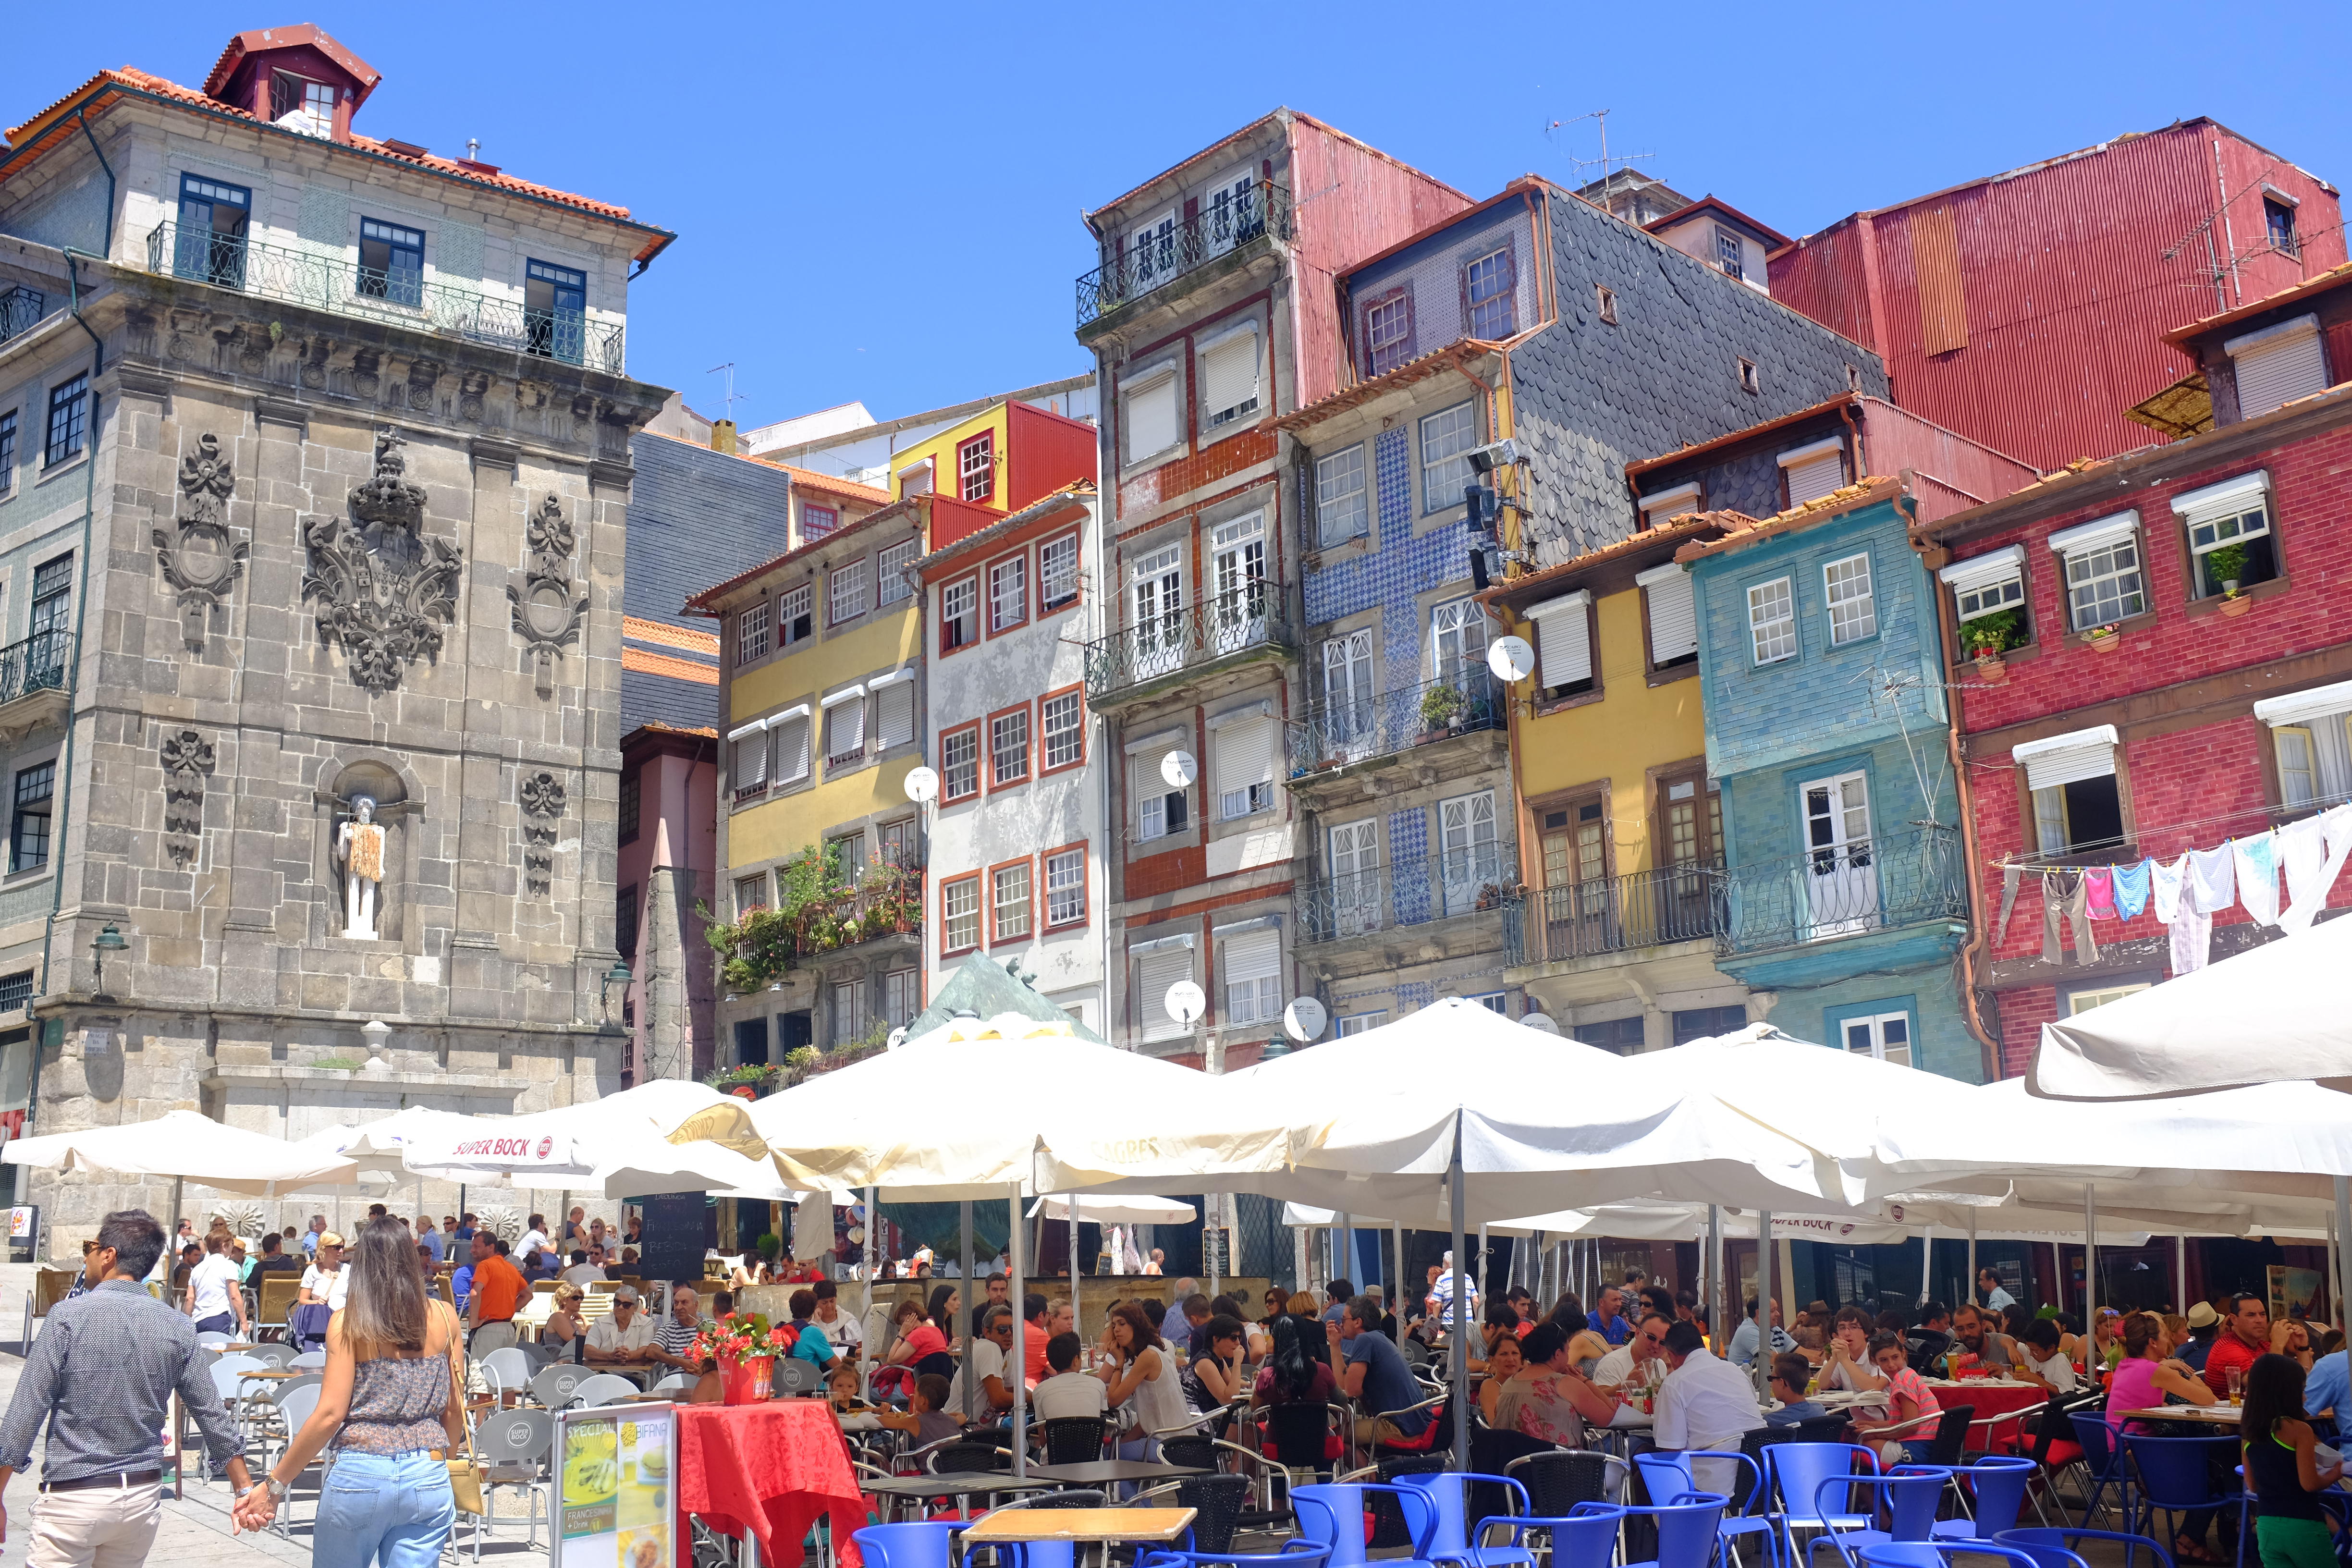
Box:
711;419;738;455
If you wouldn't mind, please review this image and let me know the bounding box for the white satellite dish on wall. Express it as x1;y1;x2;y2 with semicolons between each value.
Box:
1488;636;1535;684
1161;750;1197;789
904;766;940;804
1164;980;1206;1026
1520;1012;1562;1036
1284;997;1328;1042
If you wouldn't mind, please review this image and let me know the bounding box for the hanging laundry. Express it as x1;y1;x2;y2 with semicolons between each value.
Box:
2111;858;2152;920
2233;831;2281;927
1994;863;2022;945
2165;853;2212;975
2039;872;2065;965
2170;903;2214;976
2084;866;2118;920
2188;843;2237;914
2061;870;2099;961
2281;803;2352;934
2149;854;2184;923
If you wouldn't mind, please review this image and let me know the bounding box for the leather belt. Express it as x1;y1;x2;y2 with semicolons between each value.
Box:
41;1470;162;1493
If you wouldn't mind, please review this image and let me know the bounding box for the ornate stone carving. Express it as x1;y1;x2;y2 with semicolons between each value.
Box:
154;433;249;651
352;348;381;400
405;359;441;411
159;728;214;868
302;428;463;694
458;370;490;423
519;771;566;896
506;492;589;698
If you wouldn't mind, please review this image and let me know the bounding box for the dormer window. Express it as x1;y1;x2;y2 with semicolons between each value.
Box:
270;71;336;135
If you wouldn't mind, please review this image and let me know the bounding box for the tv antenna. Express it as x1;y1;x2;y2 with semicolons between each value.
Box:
1547;109;1654;191
706;362;747;423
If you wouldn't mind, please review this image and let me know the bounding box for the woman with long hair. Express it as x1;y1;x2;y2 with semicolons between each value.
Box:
1544;1291;1614;1372
2106;1311;2219;1562
1252;1313;1335;1408
1096;1300;1188;1460
925;1283;962;1345
2242;1352;2343;1568
232;1216;466;1567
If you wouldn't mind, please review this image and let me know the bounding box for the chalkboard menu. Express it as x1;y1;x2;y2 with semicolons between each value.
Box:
634;1192;713;1287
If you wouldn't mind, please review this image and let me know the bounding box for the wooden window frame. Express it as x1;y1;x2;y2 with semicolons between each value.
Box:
1039;529;1082;613
1042;840;1089;931
940;722;982;804
1362;285;1415;378
987;548;1029;637
939;873;982;957
987;701;1032;793
1040;684;1087;776
958;430;996;503
828;556;870;625
989;855;1035;946
940;573;980;657
1461;245;1518;340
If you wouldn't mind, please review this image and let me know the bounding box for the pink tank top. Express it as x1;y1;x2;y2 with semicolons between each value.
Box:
2106;1356;2162;1433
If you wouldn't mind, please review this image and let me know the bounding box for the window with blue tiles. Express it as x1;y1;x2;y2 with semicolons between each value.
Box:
1824;553;1876;645
44;376;87;467
359;217;426;308
0;411;13;496
1315;444;1368;548
1419;402;1479;515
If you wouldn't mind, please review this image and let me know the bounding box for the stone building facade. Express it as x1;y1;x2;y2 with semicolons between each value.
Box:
0;27;674;1235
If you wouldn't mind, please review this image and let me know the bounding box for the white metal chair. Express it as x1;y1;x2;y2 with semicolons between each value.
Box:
470;1406;555;1561
196;1330;233;1350
528;1363;592;1409
263;1382;325;1538
648;1372;692;1394
242;1341;298;1369
569;1373;642;1409
290;1350;327;1370
480;1346;534;1403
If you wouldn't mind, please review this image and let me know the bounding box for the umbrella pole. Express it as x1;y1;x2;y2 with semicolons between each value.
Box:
2179;1232;2191;1319
1008;1185;1026;1479
1392;1223;1403;1323
1706;1205;1722;1348
1068;1205;1080;1343
1967;1210;1978;1313
170;1177;184;1247
2336;1176;2352;1336
1753;1211;1773;1402
1919;1222;1932;1310
960;1201;975;1422
1448;1130;1468;1475
2082;1184;2097;1323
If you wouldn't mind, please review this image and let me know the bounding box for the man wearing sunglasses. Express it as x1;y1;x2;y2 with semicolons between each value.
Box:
1592;1310;1671;1397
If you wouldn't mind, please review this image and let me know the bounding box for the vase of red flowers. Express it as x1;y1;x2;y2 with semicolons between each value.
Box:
692;1311;794;1405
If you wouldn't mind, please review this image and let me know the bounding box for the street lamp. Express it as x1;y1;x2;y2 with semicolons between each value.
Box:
601;960;633;1030
89;923;127;1002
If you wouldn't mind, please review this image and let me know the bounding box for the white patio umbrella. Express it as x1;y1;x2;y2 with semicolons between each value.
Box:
2031;910;2352;1100
4;1109;363;1206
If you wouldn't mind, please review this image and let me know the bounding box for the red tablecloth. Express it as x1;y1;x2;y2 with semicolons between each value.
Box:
1931;1380;2047;1439
676;1401;870;1568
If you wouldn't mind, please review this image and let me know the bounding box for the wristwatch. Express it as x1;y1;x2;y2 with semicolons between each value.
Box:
261;1475;288;1501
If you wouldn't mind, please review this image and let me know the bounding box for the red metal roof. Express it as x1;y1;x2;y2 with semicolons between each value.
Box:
203;25;381;107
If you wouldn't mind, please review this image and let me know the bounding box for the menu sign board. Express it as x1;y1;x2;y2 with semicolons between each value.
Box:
556;1401;674;1568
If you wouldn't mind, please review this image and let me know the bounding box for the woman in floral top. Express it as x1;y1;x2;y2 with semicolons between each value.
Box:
1853;1330;1943;1462
1493;1320;1619;1446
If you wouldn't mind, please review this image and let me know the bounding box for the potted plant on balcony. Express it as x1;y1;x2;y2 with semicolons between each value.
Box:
1419;683;1465;737
1960;608;2026;682
2205;542;2254;616
2082;622;2122;654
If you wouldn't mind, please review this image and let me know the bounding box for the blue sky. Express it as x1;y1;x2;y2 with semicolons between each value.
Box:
12;2;2345;432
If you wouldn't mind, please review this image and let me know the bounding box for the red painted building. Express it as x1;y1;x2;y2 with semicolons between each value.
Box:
1773;120;2343;470
1915;264;2352;1080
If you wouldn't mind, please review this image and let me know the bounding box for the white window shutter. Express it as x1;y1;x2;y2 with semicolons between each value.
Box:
1213;716;1274;798
1525;593;1591;688
2230;318;2328;417
2014;729;2118;792
1785;450;1847;506
773;715;810;783
734;729;767;791
877;682;916;750
830;700;866;760
1200;332;1258;422
1137;948;1193;1041
1127;374;1177;461
1222;929;1281;989
1639;566;1698;663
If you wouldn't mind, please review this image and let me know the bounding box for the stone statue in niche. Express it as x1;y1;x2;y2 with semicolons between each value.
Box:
154;433;249;651
336;796;388;939
303;427;463;693
507;493;589;698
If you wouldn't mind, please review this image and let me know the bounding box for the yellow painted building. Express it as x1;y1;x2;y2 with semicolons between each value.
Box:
1485;514;1758;1052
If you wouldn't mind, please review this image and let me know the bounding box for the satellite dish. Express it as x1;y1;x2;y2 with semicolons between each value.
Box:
1164;980;1206;1026
886;1026;908;1050
1283;996;1328;1042
1161;750;1197;790
1520;1012;1562;1036
904;766;940;804
1488;636;1535;684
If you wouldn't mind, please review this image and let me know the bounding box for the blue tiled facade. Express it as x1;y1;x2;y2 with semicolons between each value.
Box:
1387;806;1430;924
1301;514;1472;702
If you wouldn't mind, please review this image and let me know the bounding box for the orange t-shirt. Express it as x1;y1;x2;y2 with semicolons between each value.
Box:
470;1255;527;1323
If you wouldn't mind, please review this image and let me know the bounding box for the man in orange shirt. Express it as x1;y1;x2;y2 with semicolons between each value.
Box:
465;1231;527;1346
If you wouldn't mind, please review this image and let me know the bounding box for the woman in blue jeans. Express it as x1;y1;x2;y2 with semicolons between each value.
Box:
232;1215;467;1568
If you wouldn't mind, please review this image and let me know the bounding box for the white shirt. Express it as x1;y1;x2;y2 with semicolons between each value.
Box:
301;1262;349;1311
189;1253;240;1319
1653;1347;1765;1484
949;1337;1010;1416
815;1310;862;1351
1033;1370;1110;1422
1984;1285;2017;1312
2023;1348;2078;1392
562;1263;609;1286
1593;1345;1643;1387
520;1228;550;1262
588;1312;659;1356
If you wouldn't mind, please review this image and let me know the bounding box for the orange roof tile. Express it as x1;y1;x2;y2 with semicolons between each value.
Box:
1483;512;1730;608
1672;477;1907;564
763;463;892;507
622;615;718;657
1274;339;1505;432
621;646;718;686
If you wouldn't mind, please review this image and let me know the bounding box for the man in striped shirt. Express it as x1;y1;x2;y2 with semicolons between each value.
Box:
652;1285;705;1369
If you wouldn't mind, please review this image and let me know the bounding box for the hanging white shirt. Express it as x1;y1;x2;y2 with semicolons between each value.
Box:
2234;833;2281;927
1653;1347;1765;1493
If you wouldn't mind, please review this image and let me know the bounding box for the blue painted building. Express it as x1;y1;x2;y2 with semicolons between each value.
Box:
1679;478;1978;1080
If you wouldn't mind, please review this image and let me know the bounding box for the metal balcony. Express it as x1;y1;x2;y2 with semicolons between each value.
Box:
1296;842;1518;947
1524;863;1727;965
1081;585;1292;705
0;287;48;347
1291;669;1505;778
0;630;70;706
1077;183;1293;329
145;222;625;374
1716;824;1968;956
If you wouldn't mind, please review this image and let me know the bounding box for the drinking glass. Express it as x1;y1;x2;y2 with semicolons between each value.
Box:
2227;1365;2244;1401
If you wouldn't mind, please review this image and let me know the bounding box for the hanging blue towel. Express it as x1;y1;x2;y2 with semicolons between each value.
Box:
2111;858;2151;920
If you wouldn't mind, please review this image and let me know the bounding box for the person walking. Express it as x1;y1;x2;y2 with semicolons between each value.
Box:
0;1209;256;1566
232;1216;466;1567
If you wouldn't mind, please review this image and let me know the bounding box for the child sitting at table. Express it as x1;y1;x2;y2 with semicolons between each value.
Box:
1851;1331;1942;1463
871;1373;962;1447
829;1365;883;1430
1764;1352;1826;1426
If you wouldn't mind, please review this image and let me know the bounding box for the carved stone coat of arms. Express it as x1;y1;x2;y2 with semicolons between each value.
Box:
303;429;464;693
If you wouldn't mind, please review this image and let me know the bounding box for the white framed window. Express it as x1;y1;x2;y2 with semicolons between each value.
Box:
2049;512;2145;630
2173;471;2275;598
1468;992;1509;1015
991;708;1030;787
1123;366;1180;466
737;600;771;664
990;554;1027;632
1040;533;1080;611
2016;724;2123;856
958;431;995;502
942;877;980;952
734;873;770;917
1045;847;1086;927
1211;705;1276;821
942;728;980;800
883;968;921;1027
1748;577;1797;664
1132;541;1184;635
1715;227;1745;282
1465;247;1516;338
941;576;979;652
1365;292;1412;377
1636;564;1697;667
1220;926;1282;1026
1823;552;1877;645
874;677;916;751
831;978;867;1041
829;559;869;624
1042;690;1084;769
800;503;838;542
1438;789;1499;916
1940;546;2026;625
1134;940;1195;1043
1323;629;1376;745
1338;1011;1386;1037
1134;733;1190;842
993;862;1032;943
1327;818;1380;937
1211;513;1265;618
823;690;867;766
877;539;917;605
1199;323;1262;431
1525;591;1592;692
1129;208;1176;288
1204;172;1260;253
778;584;812;646
2067;983;2149;1015
1316;444;1369;548
1430;596;1490;680
1420;401;1480;515
2227;314;2327;418
771;709;811;785
1778;436;1847;507
1841;1011;1911;1067
2255;681;2352;809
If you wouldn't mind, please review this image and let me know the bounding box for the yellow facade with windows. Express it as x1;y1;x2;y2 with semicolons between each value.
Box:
890;406;1008;502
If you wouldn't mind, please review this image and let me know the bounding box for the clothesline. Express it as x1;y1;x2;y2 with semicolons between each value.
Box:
1971;774;2352;870
1991;802;2352;978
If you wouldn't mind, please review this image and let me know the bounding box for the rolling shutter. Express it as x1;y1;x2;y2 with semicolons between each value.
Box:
1136;944;1195;1042
1779;436;1849;506
2013;723;2119;792
824;687;866;760
1212;711;1275;799
1636;563;1698;664
772;710;810;784
1221;927;1281;990
729;720;768;792
2228;315;2328;418
1127;372;1178;461
875;678;916;750
1200;328;1260;425
1524;592;1591;688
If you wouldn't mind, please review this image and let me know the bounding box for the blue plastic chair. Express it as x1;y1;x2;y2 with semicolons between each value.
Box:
1808;1469;1950;1568
1618;1491;1730;1568
1397;1470;1535;1568
2064;1414;2132;1531
2120;1435;2243;1568
1994;1525;2175;1568
1294;1482;1444;1568
1481;1502;1625;1568
853;1522;961;1568
1859;1546;2087;1568
1138;1543;1333;1568
1634;1450;1776;1568
1933;1458;2038;1542
1766;1444;1882;1568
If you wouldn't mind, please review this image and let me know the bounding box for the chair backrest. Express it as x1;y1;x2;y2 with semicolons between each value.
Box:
2120;1435;2231;1507
273;1373;324;1406
476;1406;555;1466
243;1341;297;1369
1634;1493;1728;1568
1867;1548;2077;1568
1992;1526;2167;1568
257;1275;301;1324
208;1354;265;1402
851;1522;959;1568
1262;1399;1330;1462
1397;1471;1532;1557
925;1439;1010;1474
1550;1505;1628;1568
289;1349;327;1369
1506;1449;1627;1514
774;1358;822;1396
1038;1416;1106;1466
2066;1411;2120;1473
1769;1443;1884;1522
1924;1406;1976;1467
482;1347;534;1393
1176;1473;1250;1555
196;1331;233;1349
648;1372;692;1393
278;1382;322;1436
1292;1484;1434;1568
1957;1458;2040;1540
1159;1433;1215;1471
531;1363;591;1408
571;1373;642;1408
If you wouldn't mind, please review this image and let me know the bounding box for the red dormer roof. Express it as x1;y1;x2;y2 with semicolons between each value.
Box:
204;24;382;109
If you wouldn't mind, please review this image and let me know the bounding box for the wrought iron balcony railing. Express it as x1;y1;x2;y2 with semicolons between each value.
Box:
0;629;71;710
1524;862;1727;966
1077;183;1293;329
0;286;48;346
1716;824;1968;956
1292;668;1504;777
145;222;625;374
1296;841;1518;946
1081;583;1291;702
